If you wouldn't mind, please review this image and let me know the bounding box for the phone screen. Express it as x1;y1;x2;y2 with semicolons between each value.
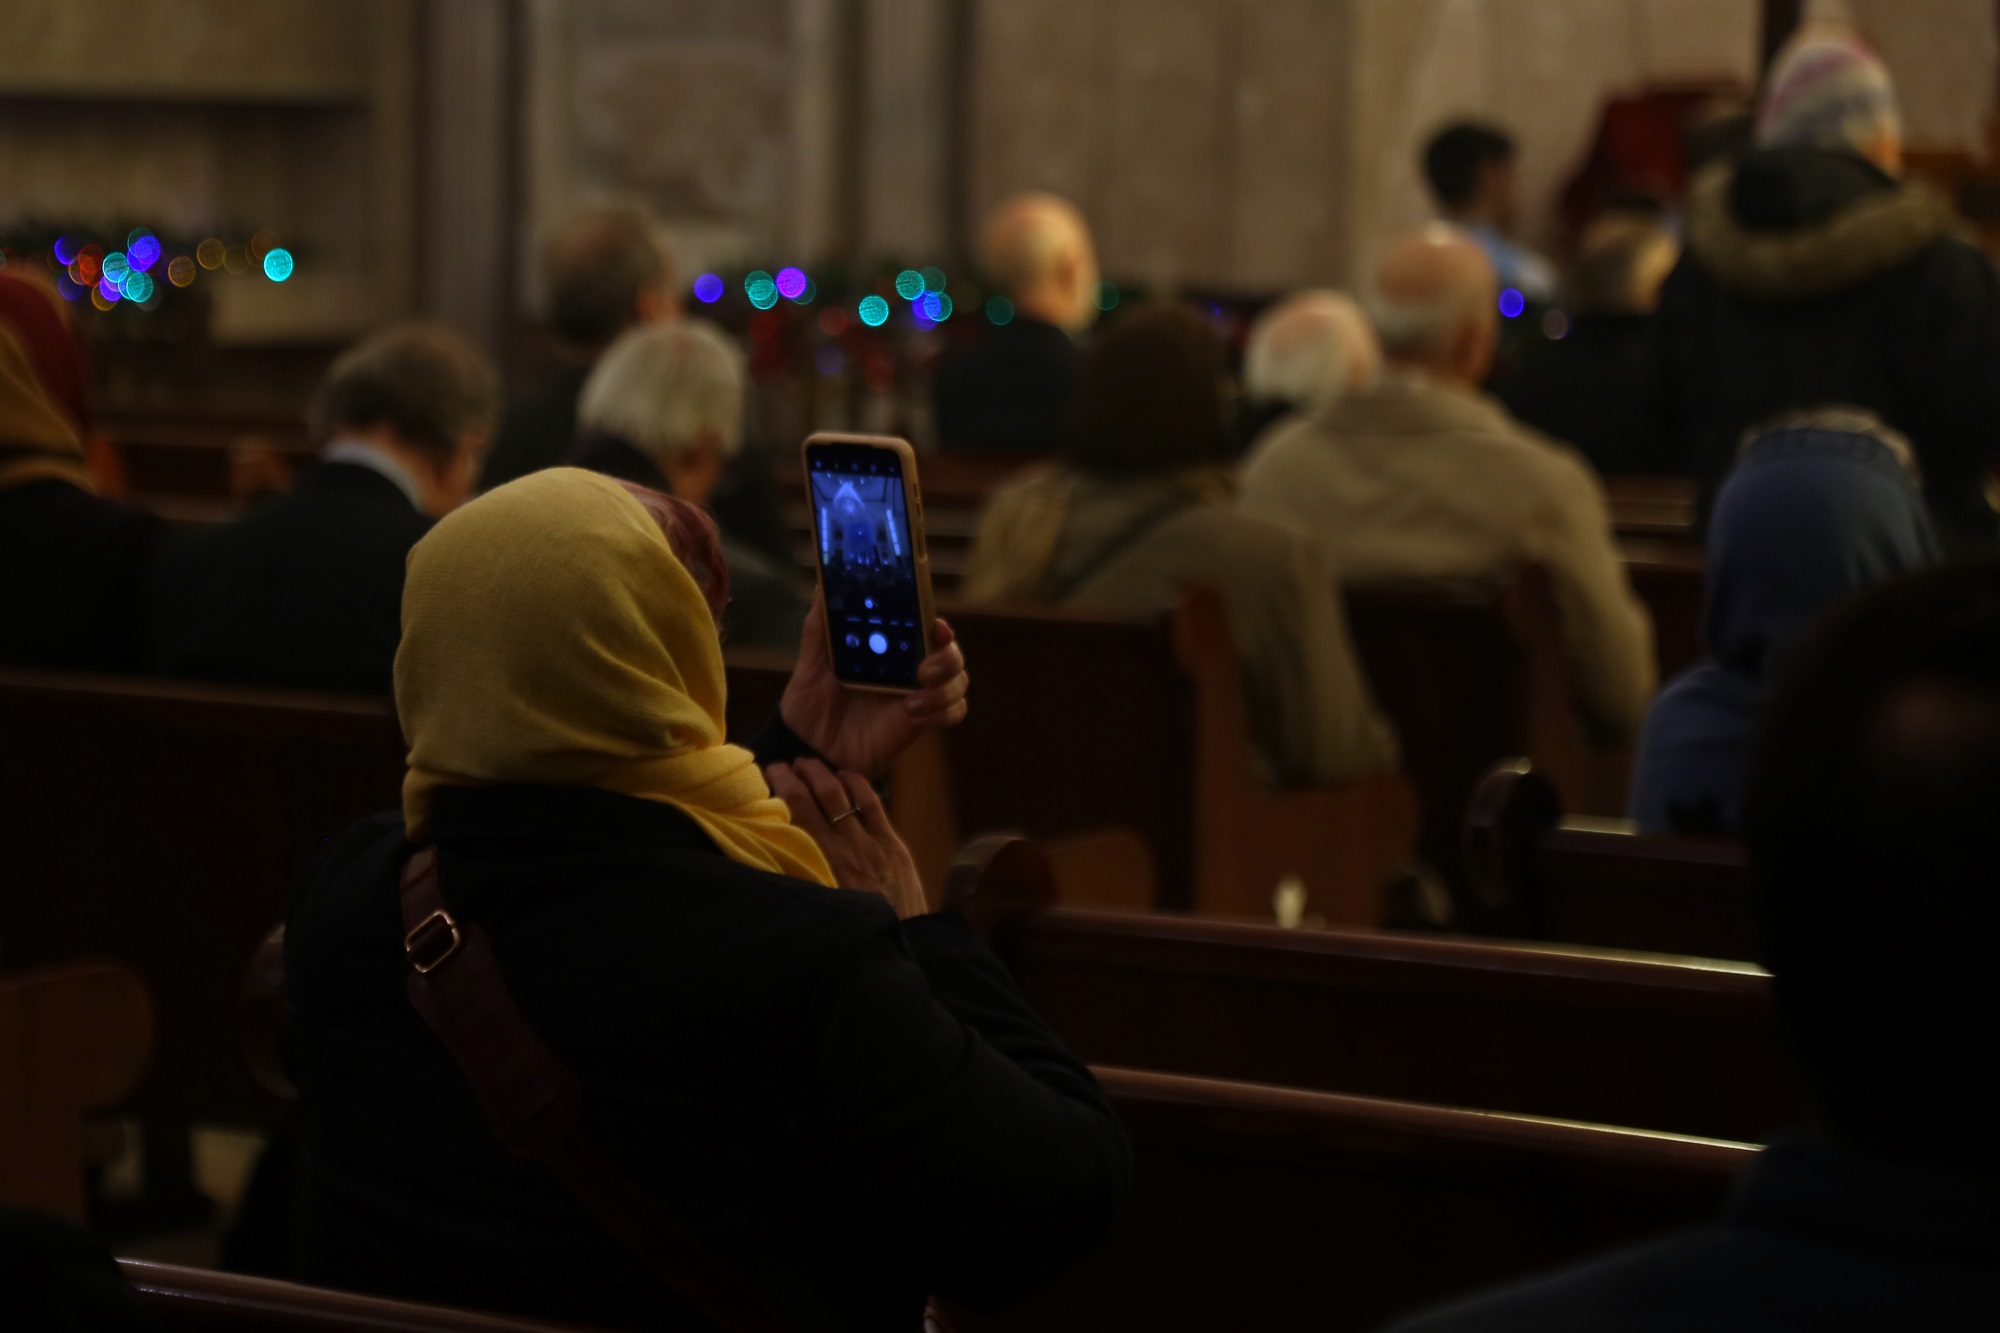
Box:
807;443;927;688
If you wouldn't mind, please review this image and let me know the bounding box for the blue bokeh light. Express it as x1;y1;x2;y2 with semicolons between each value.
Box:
1498;287;1525;319
858;295;890;327
814;344;846;376
53;236;80;266
692;273;724;303
263;248;295;282
893;269;924;301
986;295;1014;326
55;273;83;301
919;291;953;322
97;277;122;303
775;266;809;301
127;235;162;273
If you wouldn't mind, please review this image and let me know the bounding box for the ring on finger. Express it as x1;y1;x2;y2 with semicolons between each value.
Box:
828;805;863;827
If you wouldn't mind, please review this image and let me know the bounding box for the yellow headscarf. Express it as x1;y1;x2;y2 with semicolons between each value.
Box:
396;468;835;886
0;325;91;493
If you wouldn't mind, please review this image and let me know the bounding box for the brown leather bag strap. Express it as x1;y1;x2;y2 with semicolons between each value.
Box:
399;848;804;1333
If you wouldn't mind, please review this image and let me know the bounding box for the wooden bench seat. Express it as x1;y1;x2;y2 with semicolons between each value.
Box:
951;836;1806;1143
1466;760;1756;960
957;1066;1753;1333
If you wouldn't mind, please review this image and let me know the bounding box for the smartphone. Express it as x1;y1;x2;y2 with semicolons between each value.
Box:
802;432;937;693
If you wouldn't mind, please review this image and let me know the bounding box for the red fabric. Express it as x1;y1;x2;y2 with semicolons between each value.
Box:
614;480;732;623
0;273;91;435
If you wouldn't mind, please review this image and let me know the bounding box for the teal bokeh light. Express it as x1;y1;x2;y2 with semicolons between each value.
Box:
893;269;924;300
985;295;1014;325
858;295;891;327
263;248;295;281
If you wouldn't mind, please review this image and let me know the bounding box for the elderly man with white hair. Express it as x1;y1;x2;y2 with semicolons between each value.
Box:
932;192;1100;453
1239;226;1654;748
1235;290;1381;454
563;320;807;649
1654;20;2000;552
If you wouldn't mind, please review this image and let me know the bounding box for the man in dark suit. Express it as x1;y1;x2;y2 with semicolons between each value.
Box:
149;323;497;696
1387;560;2000;1331
478;206;677;492
932;193;1099;454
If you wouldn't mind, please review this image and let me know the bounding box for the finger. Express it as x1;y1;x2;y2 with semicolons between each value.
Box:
929;617;956;650
838;770;895;838
794;757;858;828
915;636;965;688
904;667;970;720
765;764;832;838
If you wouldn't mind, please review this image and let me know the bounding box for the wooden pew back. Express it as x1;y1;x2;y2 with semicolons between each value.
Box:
0;962;154;1222
1466;761;1758;960
957;1067;1752;1333
951;836;1806;1143
119;1260;593;1332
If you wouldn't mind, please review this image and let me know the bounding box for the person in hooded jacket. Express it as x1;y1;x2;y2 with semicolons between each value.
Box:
1627;409;1939;835
1653;22;2000;552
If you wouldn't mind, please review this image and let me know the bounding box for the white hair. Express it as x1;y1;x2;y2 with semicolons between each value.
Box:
1243;291;1379;410
577;321;745;464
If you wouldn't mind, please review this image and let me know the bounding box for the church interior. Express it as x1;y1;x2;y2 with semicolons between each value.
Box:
3;0;1999;1328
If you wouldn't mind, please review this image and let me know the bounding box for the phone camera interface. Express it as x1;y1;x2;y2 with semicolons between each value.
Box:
810;453;923;686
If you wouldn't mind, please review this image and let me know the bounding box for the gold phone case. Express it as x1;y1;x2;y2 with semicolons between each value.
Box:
801;431;937;695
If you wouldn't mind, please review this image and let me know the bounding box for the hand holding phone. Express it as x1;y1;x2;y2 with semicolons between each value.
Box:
802;433;937;693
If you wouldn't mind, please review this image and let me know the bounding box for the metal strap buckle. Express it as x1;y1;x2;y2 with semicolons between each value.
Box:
404;909;463;975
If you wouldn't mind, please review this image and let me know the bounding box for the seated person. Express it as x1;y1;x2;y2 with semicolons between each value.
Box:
1239;227;1656;747
0;1204;157;1330
565;320;807;652
0;275;163;673
962;304;1397;786
1423;121;1557;304
1629;410;1937;834
1495;212;1680;476
1654;22;2000;550
149;324;496;696
1389;559;2000;1330
479;205;677;492
287;469;1124;1330
1235;289;1381;456
932;193;1098;454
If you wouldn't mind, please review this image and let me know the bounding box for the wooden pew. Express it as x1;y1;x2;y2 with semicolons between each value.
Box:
1344;566;1610;925
956;1066;1753;1333
1466;760;1757;961
949;836;1805;1143
1602;474;1697;543
118;1260;593;1331
1623;538;1705;681
923;587;1418;923
0;962;154;1223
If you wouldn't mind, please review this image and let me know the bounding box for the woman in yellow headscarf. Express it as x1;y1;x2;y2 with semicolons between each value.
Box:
0;273;164;671
287;467;1127;1332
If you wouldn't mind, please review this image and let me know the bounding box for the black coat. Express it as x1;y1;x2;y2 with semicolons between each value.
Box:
286;720;1130;1331
0;1205;158;1331
931;318;1081;454
148;462;431;696
1655;148;2000;550
0;477;164;673
564;433;809;653
479;364;592;493
1497;314;1676;476
1385;1138;2000;1330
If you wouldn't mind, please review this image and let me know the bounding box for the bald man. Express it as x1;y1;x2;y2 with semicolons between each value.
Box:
1237;290;1382;454
933;193;1100;454
1240;227;1654;749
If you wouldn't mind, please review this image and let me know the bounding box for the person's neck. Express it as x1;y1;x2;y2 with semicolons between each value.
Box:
325;428;441;514
1385;359;1479;395
1011;290;1080;332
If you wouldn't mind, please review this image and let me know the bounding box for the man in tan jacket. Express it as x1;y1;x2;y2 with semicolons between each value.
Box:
1239;227;1655;744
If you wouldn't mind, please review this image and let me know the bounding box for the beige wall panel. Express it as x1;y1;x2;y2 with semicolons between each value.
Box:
967;0;1107;238
0;0;368;100
1633;0;1759;83
1847;0;1997;153
1224;0;1352;289
1094;0;1229;289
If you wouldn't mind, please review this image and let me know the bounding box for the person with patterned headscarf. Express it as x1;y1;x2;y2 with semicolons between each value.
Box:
0;272;164;672
1653;21;2000;553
